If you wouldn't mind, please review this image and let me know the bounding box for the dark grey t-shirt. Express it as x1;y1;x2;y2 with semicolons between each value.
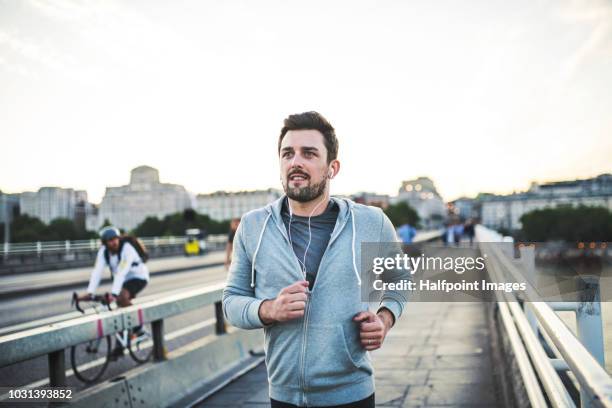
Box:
281;198;339;290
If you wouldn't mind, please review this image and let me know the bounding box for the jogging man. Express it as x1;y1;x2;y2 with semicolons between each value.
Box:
80;226;150;358
222;111;409;407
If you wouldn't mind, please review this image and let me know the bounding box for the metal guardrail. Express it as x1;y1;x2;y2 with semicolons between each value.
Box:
0;283;227;387
477;225;612;408
0;234;228;256
1;228;442;257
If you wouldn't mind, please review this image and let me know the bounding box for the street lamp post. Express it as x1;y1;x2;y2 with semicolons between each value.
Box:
3;194;9;261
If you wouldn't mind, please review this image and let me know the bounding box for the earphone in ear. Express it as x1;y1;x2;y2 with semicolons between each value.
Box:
328;170;333;179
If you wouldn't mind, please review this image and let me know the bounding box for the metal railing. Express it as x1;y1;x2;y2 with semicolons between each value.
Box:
0;234;227;258
0;235;228;257
1;228;443;258
477;225;612;408
0;283;227;387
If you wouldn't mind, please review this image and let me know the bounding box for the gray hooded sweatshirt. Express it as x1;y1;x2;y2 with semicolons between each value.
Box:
222;195;409;406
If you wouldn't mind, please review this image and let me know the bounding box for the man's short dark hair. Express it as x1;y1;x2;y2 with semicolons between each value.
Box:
278;111;339;164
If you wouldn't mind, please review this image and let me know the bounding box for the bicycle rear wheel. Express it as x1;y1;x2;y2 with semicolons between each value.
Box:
71;336;111;383
128;324;153;363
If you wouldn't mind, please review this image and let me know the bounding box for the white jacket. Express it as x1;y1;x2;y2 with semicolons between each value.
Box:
87;242;149;295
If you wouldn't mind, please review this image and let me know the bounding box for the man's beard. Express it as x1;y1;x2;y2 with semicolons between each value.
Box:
284;177;327;203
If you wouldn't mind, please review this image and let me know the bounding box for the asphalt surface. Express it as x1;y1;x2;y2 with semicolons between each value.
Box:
0;262;229;393
0;251;225;298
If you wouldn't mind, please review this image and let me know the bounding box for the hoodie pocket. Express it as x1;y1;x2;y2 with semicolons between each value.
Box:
265;322;302;389
304;324;373;391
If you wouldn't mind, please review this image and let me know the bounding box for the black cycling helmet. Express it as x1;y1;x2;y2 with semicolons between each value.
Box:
99;226;120;243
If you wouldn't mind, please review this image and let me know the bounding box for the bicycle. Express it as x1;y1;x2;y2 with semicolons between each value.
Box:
70;292;153;384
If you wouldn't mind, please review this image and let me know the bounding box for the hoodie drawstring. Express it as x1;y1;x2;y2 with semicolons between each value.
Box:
350;208;362;286
251;212;272;288
250;206;361;289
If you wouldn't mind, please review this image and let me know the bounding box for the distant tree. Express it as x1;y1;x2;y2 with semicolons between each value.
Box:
194;213;229;235
519;205;612;242
384;202;420;229
132;210;230;237
133;216;166;237
183;209;196;223
7;214;47;242
1;215;98;243
46;218;79;241
165;213;188;235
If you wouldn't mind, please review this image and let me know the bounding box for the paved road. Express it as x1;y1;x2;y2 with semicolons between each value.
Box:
0;263;229;391
0;252;225;331
0;251;225;297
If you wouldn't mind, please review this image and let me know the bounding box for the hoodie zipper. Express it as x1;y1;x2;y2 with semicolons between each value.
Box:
268;217;311;404
302;213;352;406
266;201;354;406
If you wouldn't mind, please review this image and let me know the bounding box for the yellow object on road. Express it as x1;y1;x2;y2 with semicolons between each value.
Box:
184;228;206;256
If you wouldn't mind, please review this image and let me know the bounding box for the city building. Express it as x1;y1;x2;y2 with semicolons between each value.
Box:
480;173;612;230
197;189;282;221
97;166;193;231
18;187;86;224
351;192;390;209
0;192;20;224
75;198;99;232
393;177;446;228
448;197;479;221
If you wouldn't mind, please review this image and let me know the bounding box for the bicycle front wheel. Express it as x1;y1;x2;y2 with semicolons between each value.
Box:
128;324;153;363
71;336;111;383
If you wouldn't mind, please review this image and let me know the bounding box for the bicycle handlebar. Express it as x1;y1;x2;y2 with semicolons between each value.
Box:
71;292;113;313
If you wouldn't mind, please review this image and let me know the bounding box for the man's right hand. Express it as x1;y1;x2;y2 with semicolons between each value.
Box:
258;280;309;325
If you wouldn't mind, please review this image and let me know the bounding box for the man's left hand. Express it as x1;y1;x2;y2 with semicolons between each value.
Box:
353;310;393;351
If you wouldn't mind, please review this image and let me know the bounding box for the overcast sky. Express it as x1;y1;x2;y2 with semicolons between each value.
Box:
1;0;611;203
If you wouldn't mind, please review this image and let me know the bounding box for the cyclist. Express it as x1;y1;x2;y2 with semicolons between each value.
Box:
79;226;150;359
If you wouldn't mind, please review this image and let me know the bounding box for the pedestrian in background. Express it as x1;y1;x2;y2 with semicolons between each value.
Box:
444;221;454;246
225;218;241;270
463;218;475;246
453;221;463;246
397;223;417;245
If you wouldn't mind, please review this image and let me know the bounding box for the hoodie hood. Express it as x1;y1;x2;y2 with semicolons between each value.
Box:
249;195;361;289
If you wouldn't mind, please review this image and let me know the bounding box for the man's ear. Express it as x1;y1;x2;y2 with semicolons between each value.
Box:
328;160;340;179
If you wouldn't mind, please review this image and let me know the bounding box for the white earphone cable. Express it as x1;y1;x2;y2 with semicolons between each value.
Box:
287;169;330;281
301;195;328;276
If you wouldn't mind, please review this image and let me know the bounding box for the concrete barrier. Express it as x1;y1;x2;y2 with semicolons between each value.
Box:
71;328;263;408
